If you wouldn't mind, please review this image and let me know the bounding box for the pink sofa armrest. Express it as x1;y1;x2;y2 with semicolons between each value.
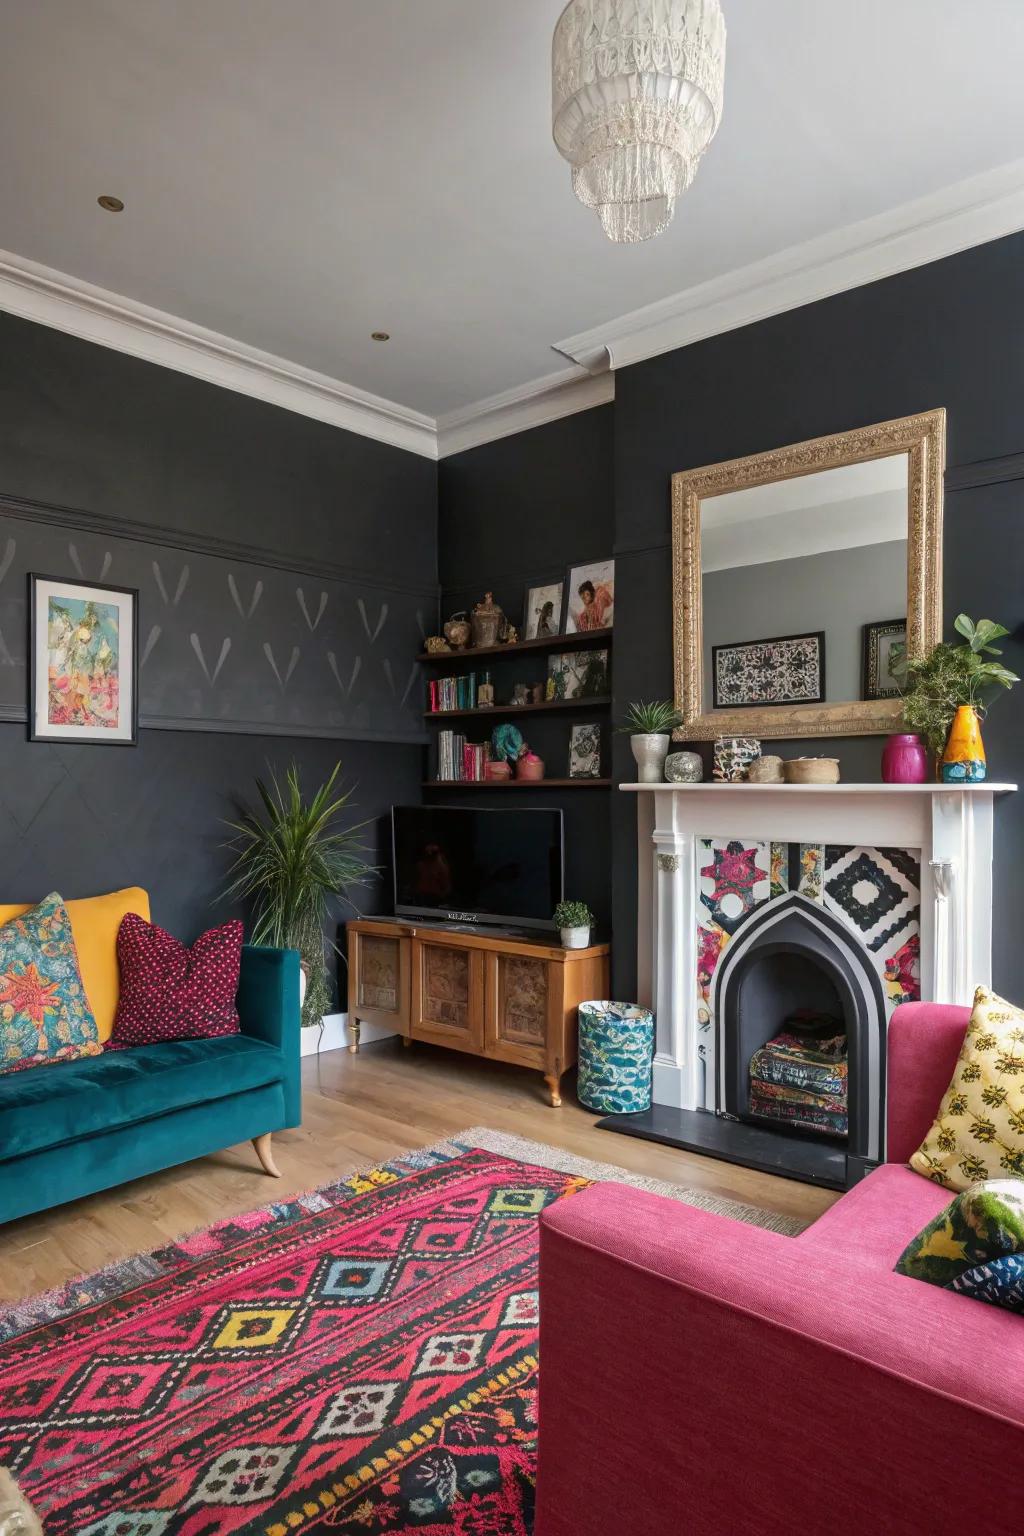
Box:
886;1001;969;1162
536;1183;1024;1536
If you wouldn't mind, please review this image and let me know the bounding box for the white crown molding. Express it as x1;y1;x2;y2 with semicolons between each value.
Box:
554;159;1024;373
436;366;614;459
0;250;438;460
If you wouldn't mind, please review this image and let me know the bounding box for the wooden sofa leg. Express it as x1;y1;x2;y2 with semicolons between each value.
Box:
252;1133;282;1178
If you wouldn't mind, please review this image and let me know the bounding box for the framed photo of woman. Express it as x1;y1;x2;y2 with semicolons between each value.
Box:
522;578;564;641
28;574;139;744
563;558;615;634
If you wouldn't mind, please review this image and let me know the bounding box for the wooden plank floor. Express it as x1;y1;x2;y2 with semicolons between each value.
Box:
0;1039;839;1304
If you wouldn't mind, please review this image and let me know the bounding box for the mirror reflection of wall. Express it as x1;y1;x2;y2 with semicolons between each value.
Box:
701;455;909;712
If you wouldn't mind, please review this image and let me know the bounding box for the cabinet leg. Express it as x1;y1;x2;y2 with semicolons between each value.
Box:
402;1034;413;1048
544;1072;563;1108
348;1018;361;1054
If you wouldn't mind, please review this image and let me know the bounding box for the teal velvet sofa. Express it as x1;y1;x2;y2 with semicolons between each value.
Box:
0;945;301;1226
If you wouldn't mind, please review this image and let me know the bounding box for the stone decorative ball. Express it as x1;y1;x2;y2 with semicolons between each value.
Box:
664;750;703;783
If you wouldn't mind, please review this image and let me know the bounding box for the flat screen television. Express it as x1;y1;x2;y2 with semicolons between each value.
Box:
391;805;564;932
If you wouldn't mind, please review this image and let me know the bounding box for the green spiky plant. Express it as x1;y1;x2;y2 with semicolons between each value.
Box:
900;614;1019;759
223;763;376;1026
618;699;685;735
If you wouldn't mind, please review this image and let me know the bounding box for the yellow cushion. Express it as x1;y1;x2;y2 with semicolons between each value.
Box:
0;888;150;1042
910;985;1024;1191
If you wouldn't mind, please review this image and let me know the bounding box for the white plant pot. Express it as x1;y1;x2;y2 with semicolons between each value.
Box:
631;733;670;784
560;925;591;949
298;965;307;1008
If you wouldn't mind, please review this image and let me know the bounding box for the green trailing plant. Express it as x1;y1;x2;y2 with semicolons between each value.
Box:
618;699;685;735
223;763;376;1027
900;614;1019;758
553;899;594;930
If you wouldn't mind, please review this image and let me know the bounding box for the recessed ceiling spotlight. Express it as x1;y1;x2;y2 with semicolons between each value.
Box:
371;331;390;342
97;195;124;212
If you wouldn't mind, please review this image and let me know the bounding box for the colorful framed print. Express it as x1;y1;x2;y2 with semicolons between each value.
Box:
712;631;825;710
547;648;609;701
29;574;139;744
522;578;564;641
569;722;602;779
862;618;907;701
563;558;615;634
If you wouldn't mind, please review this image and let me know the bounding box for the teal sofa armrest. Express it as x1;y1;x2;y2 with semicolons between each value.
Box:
237;945;301;1126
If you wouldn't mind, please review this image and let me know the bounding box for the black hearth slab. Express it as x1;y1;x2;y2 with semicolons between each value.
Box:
596;1105;848;1190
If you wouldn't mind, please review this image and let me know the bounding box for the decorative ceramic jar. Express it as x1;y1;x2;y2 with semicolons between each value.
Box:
631;733;671;784
515;751;545;782
664;750;703;783
484;759;512;782
942;704;987;783
882;733;929;784
470;591;504;649
443;612;471;650
577;1002;655;1115
713;736;761;782
748;755;784;784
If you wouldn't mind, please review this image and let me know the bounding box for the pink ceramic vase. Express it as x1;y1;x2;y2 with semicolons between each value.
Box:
882;733;929;784
515;752;545;782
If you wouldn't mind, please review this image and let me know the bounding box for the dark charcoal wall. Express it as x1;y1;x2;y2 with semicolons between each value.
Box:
437;407;615;928
0;314;437;965
612;230;1024;1000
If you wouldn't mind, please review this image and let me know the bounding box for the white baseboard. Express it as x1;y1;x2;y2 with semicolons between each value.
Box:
299;1012;399;1056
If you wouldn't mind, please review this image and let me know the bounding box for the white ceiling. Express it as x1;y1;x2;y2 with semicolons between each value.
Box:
2;0;1024;430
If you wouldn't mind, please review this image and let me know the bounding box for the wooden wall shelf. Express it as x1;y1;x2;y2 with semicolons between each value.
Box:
417;627;613;665
425;694;610;722
424;778;611;790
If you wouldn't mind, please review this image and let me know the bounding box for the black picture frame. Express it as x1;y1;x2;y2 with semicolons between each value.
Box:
28;572;140;745
521;576;565;641
712;630;826;710
862;618;907;701
562;556;615;635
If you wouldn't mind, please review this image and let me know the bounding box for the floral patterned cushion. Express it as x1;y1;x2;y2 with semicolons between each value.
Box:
895;1179;1024;1313
910;986;1024;1190
0;892;101;1074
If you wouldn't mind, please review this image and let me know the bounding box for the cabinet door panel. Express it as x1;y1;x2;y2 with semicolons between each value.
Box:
486;953;552;1067
413;940;484;1051
349;930;410;1034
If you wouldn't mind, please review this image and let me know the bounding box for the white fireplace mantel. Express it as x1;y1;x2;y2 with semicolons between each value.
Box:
623;781;1016;1112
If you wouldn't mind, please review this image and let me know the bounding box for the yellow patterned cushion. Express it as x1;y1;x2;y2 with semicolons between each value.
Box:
910;986;1024;1190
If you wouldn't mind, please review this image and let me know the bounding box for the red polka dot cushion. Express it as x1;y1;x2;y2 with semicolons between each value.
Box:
110;913;243;1047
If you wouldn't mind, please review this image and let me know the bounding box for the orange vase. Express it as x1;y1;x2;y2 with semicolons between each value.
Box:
941;704;986;783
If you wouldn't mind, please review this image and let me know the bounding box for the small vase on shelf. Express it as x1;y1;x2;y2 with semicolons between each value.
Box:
631;734;670;784
941;704;987;783
882;733;929;784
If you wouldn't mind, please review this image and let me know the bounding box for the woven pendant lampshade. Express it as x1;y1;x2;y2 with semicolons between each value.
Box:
552;0;726;243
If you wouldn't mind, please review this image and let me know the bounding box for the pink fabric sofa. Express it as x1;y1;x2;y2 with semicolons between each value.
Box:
535;1003;1024;1536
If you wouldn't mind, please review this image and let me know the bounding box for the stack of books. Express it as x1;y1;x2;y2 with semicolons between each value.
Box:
436;731;490;782
428;674;479;712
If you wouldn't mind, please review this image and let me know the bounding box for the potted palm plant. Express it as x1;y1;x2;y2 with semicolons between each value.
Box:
620;699;685;783
224;763;375;1027
553;900;594;950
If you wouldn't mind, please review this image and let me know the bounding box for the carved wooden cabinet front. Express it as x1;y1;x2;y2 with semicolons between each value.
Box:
349;928;410;1036
412;939;484;1051
486;953;552;1067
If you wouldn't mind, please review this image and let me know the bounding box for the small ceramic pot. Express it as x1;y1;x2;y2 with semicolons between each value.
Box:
631;733;670;784
882;733;929;784
748;755;784;784
560;926;591;950
665;750;703;784
484;759;512;782
515;752;545;782
443;613;471;650
713;737;761;782
942;704;987;783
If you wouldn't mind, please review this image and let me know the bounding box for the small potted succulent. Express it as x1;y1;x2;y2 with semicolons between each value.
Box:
553;899;594;950
620;699;685;783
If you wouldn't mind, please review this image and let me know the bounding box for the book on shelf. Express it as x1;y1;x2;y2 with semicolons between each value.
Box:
428;673;479;713
436;730;490;782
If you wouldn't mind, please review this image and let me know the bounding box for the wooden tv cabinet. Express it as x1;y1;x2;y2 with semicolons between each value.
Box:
345;918;610;1106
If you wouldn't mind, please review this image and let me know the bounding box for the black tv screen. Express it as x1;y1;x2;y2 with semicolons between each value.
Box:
392;806;564;931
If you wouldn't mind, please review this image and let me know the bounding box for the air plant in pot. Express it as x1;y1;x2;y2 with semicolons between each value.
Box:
619;699;685;783
553;900;594;950
223;763;376;1026
900;614;1018;782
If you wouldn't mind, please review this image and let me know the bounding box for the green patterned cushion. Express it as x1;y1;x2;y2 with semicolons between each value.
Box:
0;892;101;1075
895;1179;1024;1312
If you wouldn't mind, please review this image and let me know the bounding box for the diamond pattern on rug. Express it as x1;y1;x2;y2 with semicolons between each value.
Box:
187;1445;296;1506
315;1381;401;1440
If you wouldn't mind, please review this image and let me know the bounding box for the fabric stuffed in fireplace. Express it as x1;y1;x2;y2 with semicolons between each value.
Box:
749;1025;849;1137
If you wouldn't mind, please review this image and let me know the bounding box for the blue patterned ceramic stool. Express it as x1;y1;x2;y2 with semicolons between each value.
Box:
577;1001;655;1114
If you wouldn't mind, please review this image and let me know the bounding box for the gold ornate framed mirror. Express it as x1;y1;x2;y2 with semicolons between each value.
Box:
672;409;945;740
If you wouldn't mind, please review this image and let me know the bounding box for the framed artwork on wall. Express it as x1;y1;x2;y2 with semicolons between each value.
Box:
522;578;564;640
29;574;139;744
862;618;907;700
712;631;826;710
563;557;615;634
547;648;609;700
568;722;602;778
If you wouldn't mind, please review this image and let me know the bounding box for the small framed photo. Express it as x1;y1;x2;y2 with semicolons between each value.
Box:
569;722;602;779
522;578;564;641
862;618;907;700
29;574;139;744
712;631;825;710
547;648;609;700
563;557;615;634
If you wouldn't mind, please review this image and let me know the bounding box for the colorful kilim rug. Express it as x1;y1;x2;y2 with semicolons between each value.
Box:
0;1129;802;1534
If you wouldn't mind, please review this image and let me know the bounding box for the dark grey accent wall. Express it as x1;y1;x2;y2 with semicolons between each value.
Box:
612;231;1024;1001
0;313;437;979
438;408;615;929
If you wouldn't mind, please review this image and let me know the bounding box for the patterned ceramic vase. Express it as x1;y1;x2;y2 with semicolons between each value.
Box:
882;733;929;784
577;1001;655;1114
665;750;703;783
942;705;987;783
713;736;761;782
